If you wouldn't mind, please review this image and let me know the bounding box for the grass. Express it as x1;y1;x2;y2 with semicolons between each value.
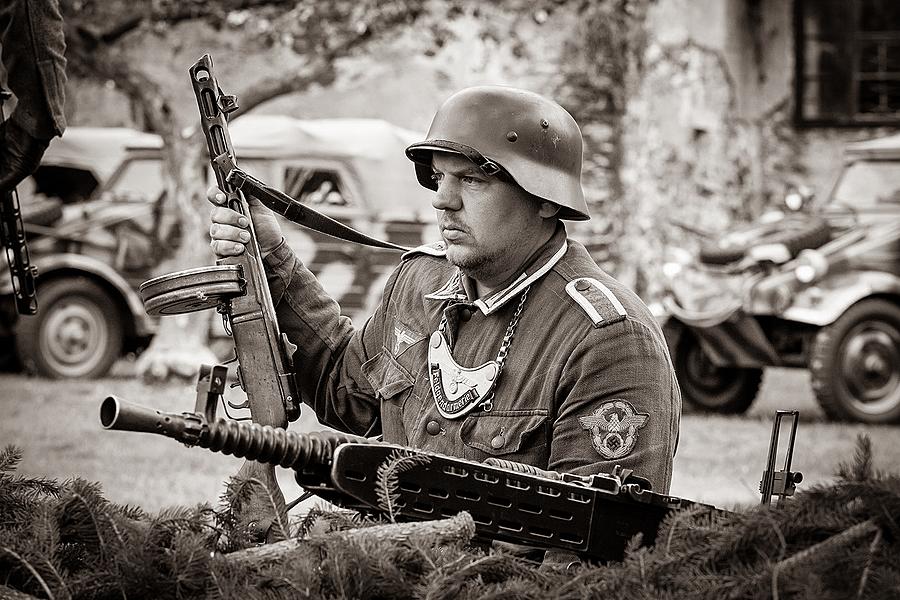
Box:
1;367;898;515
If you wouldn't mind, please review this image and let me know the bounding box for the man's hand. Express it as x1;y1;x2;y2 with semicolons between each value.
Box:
208;186;284;258
0;119;50;194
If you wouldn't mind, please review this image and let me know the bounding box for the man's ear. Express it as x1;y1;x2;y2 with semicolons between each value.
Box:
538;201;561;218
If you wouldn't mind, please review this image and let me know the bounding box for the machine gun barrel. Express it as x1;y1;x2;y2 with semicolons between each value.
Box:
100;396;367;471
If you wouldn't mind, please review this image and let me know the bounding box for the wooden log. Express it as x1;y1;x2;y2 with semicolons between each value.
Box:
224;511;476;569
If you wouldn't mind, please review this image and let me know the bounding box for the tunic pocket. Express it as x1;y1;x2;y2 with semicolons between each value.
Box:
460;410;549;463
361;350;414;400
361;350;416;444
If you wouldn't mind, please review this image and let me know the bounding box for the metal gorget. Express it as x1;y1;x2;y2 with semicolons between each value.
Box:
428;287;530;419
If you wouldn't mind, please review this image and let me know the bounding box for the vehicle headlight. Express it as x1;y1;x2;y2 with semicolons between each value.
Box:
785;192;804;211
794;249;829;283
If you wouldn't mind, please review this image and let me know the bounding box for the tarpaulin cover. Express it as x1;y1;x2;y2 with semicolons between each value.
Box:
41;116;437;221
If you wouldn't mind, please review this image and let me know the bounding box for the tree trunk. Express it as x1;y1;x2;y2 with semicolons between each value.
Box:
135;135;221;381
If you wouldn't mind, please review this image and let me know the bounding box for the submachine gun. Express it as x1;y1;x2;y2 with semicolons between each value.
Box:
136;55;407;537
101;366;721;563
0;89;38;315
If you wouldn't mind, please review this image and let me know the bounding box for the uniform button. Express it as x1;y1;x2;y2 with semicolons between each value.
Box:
430;331;442;348
490;434;505;449
460;307;472;321
426;420;442;435
575;279;591;292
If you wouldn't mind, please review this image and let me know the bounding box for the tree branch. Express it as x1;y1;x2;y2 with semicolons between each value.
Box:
231;58;336;118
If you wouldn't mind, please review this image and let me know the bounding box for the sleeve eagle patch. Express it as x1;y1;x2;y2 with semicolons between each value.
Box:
579;400;649;460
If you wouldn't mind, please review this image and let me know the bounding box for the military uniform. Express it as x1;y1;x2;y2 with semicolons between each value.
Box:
266;224;680;492
0;0;67;139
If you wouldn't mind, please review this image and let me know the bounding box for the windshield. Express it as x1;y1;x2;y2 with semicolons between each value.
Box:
830;160;900;208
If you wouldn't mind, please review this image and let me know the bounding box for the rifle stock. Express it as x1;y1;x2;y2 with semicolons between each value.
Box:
189;55;302;536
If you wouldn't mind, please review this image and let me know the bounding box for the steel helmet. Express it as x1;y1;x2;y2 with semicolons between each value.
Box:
406;86;589;220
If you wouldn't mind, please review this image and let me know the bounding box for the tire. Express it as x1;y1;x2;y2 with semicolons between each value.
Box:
810;299;900;424
699;215;831;266
674;330;762;414
15;277;124;378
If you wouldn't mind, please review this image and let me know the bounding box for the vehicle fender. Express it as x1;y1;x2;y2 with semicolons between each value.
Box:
782;270;900;326
0;253;156;336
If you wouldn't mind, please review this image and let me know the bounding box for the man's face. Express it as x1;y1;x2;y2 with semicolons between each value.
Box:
430;152;545;287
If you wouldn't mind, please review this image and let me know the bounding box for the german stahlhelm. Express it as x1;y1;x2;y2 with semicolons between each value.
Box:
405;86;590;221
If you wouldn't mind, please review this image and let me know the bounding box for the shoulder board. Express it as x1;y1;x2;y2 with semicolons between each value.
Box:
565;277;628;328
402;241;447;261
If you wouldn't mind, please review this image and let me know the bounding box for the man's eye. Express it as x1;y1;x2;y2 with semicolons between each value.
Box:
461;176;479;185
430;173;443;184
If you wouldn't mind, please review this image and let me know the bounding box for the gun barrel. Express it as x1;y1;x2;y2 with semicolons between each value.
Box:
100;396;370;470
100;396;201;441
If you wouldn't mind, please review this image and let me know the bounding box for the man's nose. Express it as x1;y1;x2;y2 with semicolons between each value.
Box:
432;180;461;211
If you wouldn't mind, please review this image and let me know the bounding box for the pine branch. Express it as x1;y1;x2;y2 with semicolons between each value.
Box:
0;547;56;600
767;519;880;596
0;445;23;473
375;450;432;523
837;435;874;482
856;527;882;599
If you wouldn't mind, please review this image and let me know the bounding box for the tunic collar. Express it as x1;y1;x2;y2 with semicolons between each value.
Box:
425;224;568;315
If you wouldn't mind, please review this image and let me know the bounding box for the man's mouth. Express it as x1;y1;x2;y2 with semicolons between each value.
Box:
441;224;467;241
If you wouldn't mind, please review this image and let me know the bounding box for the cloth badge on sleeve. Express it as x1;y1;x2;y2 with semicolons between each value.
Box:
579;400;649;460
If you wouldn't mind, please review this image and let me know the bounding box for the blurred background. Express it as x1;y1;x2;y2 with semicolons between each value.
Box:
2;0;899;513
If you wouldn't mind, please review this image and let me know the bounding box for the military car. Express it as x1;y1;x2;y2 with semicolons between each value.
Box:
1;116;435;378
660;134;900;424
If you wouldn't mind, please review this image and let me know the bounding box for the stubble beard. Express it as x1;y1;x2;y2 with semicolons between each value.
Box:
445;242;506;283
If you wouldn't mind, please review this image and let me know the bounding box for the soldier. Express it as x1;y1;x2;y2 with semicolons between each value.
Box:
208;86;681;494
0;0;67;193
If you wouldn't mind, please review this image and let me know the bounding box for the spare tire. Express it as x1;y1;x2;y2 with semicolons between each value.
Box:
699;215;831;265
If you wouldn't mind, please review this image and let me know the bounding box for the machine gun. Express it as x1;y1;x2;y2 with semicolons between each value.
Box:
100;364;723;563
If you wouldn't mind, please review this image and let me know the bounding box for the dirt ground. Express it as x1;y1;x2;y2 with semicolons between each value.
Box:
1;367;898;515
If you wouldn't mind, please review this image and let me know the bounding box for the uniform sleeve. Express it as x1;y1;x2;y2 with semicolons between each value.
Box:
548;316;681;493
0;0;67;138
264;241;397;437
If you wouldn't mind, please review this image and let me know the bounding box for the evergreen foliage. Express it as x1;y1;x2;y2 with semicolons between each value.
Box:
1;437;898;599
375;450;432;523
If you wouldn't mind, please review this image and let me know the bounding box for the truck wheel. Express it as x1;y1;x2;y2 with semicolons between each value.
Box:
699;215;831;265
15;278;123;378
674;331;762;414
810;299;900;424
